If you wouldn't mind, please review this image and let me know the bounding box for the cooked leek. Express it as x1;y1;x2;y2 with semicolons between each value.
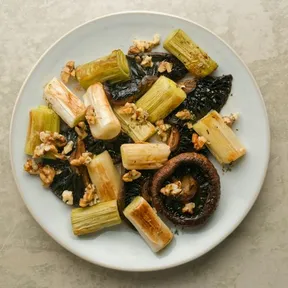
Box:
76;50;130;89
87;151;122;201
164;29;218;77
124;196;173;252
193;110;246;164
136;76;186;123
121;143;170;170
25;106;60;156
83;83;121;140
114;106;156;142
71;200;121;236
43;77;86;128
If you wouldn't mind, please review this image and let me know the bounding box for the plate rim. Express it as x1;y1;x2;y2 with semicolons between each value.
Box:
9;10;271;272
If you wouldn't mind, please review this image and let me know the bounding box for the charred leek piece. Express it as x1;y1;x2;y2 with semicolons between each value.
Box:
71;200;121;236
124;196;173;252
87;151;122;201
193;110;246;164
136;76;186;123
25;106;60;155
83;83;121;140
76;50;130;89
43;77;86;128
114;106;156;142
121;143;171;170
164;29;218;77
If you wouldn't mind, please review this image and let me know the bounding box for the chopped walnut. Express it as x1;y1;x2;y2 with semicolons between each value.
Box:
62;141;74;155
120;103;148;124
175;109;193;121
122;170;142;182
155;120;171;142
182;202;195;214
79;184;99;207
222;113;239;127
62;190;73;205
160;181;182;197
75;122;88;140
140;55;153;68
158;61;173;73
39;131;67;147
192;133;207;151
85;105;96;125
24;159;42;175
33;143;58;158
60;60;76;83
128;34;160;54
39;165;56;187
185;122;194;130
70;152;92;166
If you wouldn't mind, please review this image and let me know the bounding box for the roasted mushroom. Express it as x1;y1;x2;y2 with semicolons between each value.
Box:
151;153;220;226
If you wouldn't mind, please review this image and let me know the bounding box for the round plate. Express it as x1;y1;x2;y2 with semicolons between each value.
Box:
10;11;270;271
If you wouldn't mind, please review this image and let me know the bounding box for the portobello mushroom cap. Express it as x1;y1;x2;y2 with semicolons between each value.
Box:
151;153;220;226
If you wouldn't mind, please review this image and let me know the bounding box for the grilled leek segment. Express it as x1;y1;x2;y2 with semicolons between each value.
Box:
76;50;130;89
193;110;246;164
43;77;86;128
71;200;121;236
114;106;156;142
124;196;173;252
136;76;186;123
164;29;218;77
83;83;121;140
121;143;171;170
87;151;122;201
25;106;60;156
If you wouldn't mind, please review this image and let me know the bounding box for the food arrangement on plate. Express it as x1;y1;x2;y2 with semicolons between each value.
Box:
23;29;246;253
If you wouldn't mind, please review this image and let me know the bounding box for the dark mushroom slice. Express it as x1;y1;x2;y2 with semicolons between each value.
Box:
166;74;233;125
151;153;220;226
84;129;132;164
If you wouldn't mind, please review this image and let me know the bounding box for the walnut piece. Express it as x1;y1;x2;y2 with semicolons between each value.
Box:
75;122;88;140
62;141;74;155
160;181;182;197
39;165;56;187
62;190;73;205
175;109;193;120
79;184;99;207
182;202;195;214
222;113;239;127
128;34;160;54
140;55;153;68
122;170;142;182
39;131;67;147
70;152;92;166
60;60;76;83
158;61;173;73
85;105;96;125
155;120;171;142
24;159;42;175
33;143;58;158
120;103;149;124
192;133;207;151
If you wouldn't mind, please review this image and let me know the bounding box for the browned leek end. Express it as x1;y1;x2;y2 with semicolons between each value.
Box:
25;106;60;155
193;110;246;164
124;196;173;253
76;49;130;89
87;151;122;202
71;200;121;236
121;143;171;170
164;29;218;77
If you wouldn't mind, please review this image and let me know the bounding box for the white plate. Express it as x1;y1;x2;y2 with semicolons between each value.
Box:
10;11;270;271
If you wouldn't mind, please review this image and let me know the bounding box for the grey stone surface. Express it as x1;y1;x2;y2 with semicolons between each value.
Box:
1;0;287;287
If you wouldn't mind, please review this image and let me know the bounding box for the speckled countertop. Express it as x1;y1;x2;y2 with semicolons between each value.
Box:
1;0;288;287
